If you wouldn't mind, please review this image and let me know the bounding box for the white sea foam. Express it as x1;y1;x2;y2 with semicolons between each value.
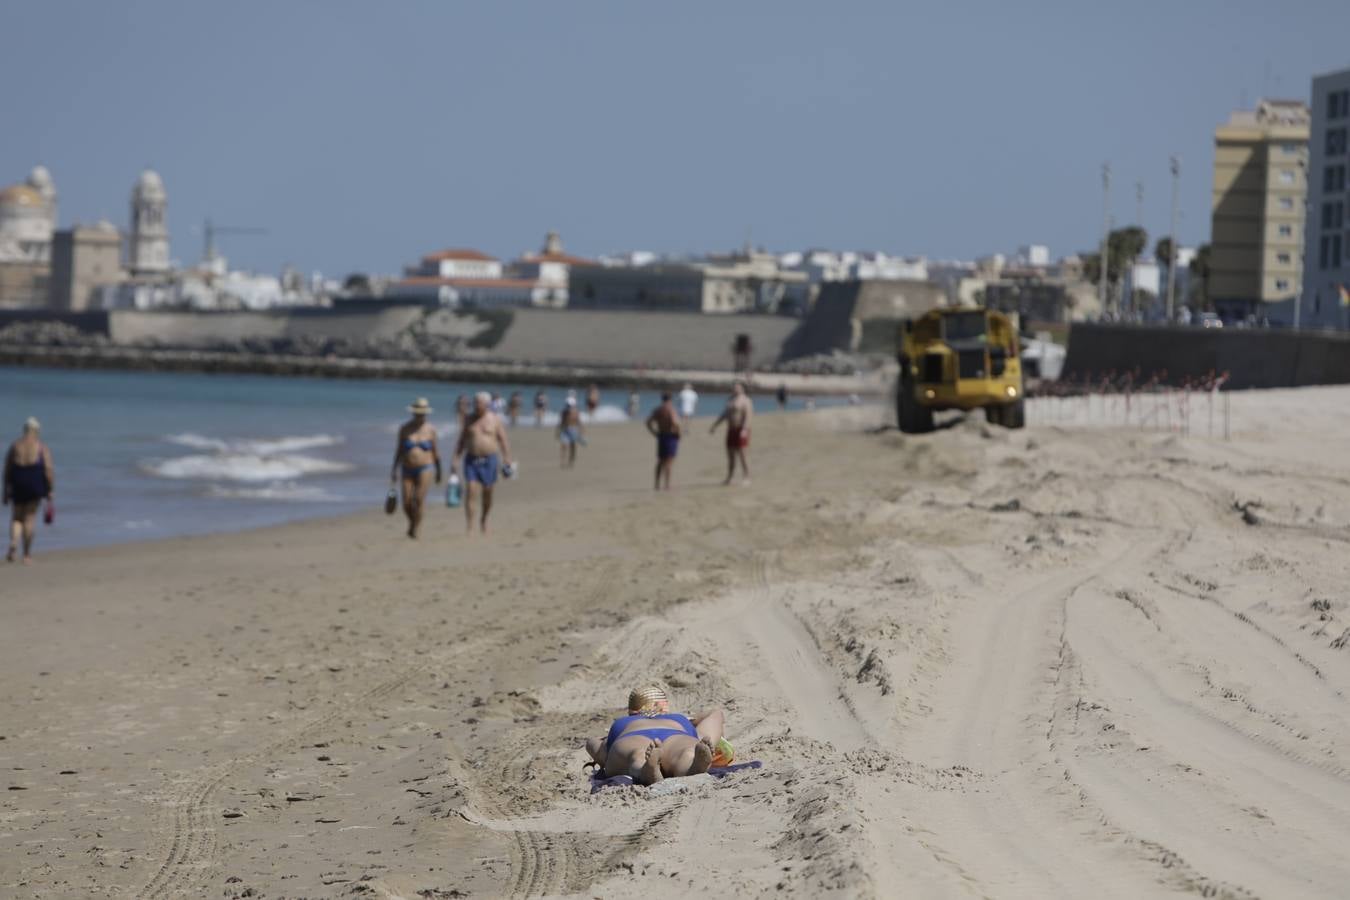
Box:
147;432;352;484
166;433;344;455
143;453;352;482
206;482;341;502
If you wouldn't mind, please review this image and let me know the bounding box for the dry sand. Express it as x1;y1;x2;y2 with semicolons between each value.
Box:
4;388;1350;898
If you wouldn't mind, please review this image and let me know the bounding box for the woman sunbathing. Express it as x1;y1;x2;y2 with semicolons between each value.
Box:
585;685;727;786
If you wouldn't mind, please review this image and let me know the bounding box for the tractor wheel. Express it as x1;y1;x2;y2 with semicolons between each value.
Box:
897;377;933;434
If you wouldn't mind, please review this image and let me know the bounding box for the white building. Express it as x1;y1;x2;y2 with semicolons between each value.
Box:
506;231;595;307
416;247;502;280
1299;66;1350;328
1017;244;1050;267
1124;258;1162;297
784;249;928;283
392;233;595;308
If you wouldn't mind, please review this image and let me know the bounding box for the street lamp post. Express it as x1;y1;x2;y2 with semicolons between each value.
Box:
1166;155;1180;323
1101;163;1112;318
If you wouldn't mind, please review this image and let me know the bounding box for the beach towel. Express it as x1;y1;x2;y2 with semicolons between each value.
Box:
588;761;763;795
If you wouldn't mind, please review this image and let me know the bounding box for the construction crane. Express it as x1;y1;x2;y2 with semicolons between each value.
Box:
201;217;267;267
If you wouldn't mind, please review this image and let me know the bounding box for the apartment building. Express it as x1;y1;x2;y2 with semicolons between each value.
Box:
1299;67;1350;328
1210;99;1309;320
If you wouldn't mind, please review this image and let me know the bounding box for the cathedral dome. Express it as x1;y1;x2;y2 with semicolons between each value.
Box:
26;166;54;195
0;184;46;209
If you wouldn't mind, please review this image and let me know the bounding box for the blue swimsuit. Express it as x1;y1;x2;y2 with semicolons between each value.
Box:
605;713;698;747
401;438;435;478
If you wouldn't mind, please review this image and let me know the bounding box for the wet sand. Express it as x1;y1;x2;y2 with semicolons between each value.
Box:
5;389;1350;898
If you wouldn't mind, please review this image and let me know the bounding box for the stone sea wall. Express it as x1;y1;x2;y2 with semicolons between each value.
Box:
0;305;876;393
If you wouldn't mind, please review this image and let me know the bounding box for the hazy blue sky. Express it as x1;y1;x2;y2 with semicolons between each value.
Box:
3;1;1347;276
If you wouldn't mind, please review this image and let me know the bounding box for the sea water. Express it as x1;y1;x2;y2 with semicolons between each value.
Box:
1;366;822;550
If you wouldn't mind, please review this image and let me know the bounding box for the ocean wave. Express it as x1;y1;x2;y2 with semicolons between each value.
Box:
166;432;345;455
142;453;353;482
206;482;341;502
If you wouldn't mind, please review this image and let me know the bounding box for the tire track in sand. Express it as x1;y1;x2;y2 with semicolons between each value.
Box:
138;644;474;899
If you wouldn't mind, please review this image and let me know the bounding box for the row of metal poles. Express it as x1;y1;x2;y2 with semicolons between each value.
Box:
1026;373;1231;439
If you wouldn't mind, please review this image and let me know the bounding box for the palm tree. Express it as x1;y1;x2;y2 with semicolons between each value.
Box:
1188;244;1212;311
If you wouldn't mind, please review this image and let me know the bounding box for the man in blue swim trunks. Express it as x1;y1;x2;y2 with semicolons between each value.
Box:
452;392;513;534
645;391;681;491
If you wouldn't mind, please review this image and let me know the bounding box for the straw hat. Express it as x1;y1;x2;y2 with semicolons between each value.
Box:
627;684;669;715
408;398;433;415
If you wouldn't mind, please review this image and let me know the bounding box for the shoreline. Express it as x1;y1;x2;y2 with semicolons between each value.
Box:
0;343;885;396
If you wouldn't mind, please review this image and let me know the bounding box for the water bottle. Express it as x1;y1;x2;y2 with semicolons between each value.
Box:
446;473;462;507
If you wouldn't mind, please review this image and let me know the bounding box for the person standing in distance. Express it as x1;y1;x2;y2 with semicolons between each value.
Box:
645;392;681;491
678;382;698;423
533;390;549;427
507;391;523;427
557;396;584;468
710;381;753;486
4;417;54;564
452;392;513;534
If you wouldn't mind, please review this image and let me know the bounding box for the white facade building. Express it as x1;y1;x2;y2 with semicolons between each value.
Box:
1124;258;1162;297
393;233;595;308
1017;244;1050;267
784;249;928;283
417;248;503;280
1299;66;1350;328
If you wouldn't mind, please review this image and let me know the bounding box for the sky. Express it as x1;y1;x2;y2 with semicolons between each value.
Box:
3;0;1347;277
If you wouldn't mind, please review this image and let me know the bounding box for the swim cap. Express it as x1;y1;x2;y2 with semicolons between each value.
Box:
627;685;669;715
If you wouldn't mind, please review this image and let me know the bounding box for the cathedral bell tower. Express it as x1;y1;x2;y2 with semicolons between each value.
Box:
129;169;169;275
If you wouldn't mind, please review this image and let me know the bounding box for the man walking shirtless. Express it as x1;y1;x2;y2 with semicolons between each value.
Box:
452;392;514;534
709;381;753;486
645;391;681;491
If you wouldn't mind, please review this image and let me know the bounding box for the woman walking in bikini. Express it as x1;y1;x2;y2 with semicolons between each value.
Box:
390;398;441;539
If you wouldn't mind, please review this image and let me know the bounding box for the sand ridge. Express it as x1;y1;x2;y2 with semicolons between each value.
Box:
4;390;1350;897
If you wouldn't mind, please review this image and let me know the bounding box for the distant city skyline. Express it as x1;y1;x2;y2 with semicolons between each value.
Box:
3;0;1347;276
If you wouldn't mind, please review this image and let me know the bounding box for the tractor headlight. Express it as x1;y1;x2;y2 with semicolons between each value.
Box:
1005;386;1018;398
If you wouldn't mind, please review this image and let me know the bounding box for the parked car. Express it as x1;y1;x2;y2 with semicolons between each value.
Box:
1197;312;1224;329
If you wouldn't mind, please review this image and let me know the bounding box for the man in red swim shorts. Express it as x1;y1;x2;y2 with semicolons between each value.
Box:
710;381;753;486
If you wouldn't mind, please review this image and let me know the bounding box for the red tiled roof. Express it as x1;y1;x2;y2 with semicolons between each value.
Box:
421;248;498;263
396;276;540;289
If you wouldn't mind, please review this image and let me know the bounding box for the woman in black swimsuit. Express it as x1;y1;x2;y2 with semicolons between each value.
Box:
390;399;441;539
4;417;54;564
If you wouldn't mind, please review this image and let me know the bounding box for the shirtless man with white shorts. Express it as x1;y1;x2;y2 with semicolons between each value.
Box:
452;392;513;534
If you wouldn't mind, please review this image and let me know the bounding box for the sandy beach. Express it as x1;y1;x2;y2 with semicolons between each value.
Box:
5;388;1350;899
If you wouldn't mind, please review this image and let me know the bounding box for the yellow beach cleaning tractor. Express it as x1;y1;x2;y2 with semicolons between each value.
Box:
896;307;1025;433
